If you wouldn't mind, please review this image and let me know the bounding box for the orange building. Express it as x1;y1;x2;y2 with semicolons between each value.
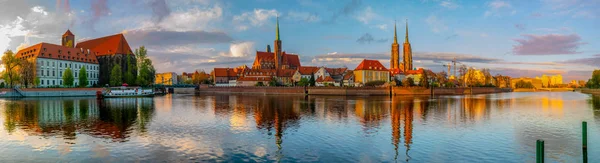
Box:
76;33;137;86
250;17;301;73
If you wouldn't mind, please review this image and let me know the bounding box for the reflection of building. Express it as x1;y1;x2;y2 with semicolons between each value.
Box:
3;98;154;140
510;77;543;89
353;59;390;85
15;30;100;87
155;72;178;85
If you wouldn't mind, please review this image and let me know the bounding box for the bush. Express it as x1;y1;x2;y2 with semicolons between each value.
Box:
365;80;386;87
515;80;534;89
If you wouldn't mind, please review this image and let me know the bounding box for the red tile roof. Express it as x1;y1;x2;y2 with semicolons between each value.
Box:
213;68;238;77
316;76;335;82
343;71;354;80
15;43;99;64
354;59;388;71
254;51;301;68
75;33;133;56
405;68;424;75
325;67;348;76
63;30;74;37
297;66;319;75
278;69;296;77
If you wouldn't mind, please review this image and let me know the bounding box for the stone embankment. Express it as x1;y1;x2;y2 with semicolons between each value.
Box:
197;86;512;96
0;88;104;98
581;88;600;95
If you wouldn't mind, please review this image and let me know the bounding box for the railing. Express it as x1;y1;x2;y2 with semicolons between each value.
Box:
12;86;25;97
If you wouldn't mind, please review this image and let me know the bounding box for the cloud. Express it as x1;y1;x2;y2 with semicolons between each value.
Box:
286;11;320;22
124;29;233;47
223;42;255;57
355;6;377;24
86;0;110;30
541;0;598;19
484;0;516;17
425;15;448;33
312;51;501;63
512;34;586;55
233;9;279;31
356;33;387;44
325;0;362;24
514;24;526;30
440;1;459;9
155;5;222;31
561;54;600;68
149;0;171;23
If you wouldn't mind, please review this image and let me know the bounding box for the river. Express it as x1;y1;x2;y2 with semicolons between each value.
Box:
0;92;598;162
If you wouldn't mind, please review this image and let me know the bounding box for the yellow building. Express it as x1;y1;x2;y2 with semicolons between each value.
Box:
353;59;389;85
511;77;543;89
155;72;178;85
536;74;562;87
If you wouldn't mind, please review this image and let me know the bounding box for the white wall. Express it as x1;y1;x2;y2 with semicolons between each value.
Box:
36;58;99;87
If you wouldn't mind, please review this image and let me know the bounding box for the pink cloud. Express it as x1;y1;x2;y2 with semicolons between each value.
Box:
512;34;586;55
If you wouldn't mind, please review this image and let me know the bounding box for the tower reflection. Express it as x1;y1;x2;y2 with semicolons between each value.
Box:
3;97;155;141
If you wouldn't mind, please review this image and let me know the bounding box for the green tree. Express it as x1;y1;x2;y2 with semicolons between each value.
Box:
309;74;316;86
79;67;88;87
62;67;74;87
2;50;20;88
124;56;136;85
34;77;40;87
255;82;264;86
269;77;278;86
110;64;123;86
298;78;310;86
135;46;156;86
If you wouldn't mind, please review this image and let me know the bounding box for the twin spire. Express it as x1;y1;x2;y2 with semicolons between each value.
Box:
393;19;409;44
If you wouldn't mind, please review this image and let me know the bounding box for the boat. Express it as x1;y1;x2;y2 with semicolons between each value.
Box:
103;84;154;98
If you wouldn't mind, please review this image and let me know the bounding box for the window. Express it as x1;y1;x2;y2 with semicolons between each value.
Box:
60;80;62;85
53;71;55;76
41;80;44;85
53;80;55;85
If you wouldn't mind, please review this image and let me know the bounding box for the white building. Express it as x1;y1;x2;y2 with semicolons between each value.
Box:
16;43;99;87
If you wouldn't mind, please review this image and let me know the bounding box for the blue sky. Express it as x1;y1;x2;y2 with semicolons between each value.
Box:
0;0;598;81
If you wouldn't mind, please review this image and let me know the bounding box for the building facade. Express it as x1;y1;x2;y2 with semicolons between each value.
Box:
155;72;178;85
76;33;137;86
402;21;413;71
15;30;100;87
353;59;390;85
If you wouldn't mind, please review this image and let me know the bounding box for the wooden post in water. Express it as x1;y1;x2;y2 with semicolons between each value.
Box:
582;121;587;149
583;121;588;163
536;140;544;163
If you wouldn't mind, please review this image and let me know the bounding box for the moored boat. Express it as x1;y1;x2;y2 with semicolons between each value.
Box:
103;85;154;98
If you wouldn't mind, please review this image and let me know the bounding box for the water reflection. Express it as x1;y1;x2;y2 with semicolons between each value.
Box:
0;93;597;162
3;98;155;141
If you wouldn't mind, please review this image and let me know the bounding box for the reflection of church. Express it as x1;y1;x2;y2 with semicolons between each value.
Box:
2;98;154;141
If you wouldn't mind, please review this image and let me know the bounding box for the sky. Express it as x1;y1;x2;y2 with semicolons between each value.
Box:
0;0;599;81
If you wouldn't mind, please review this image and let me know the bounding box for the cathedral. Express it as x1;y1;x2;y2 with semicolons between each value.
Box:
390;20;413;72
251;17;301;71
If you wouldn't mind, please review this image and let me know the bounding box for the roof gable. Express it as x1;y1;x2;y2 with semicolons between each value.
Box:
75;34;133;56
15;43;99;64
354;59;388;71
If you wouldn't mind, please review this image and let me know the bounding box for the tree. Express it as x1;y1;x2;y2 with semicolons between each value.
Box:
403;77;415;87
436;71;448;85
309;73;316;86
79;66;88;87
124;56;136;85
34;77;40;87
192;70;210;85
62;67;74;87
110;64;122;86
2;50;20;88
269;77;278;86
19;60;35;88
298;78;310;86
255;82;264;86
135;46;156;86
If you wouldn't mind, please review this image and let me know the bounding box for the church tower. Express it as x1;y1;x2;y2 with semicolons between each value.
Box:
403;20;413;71
391;21;400;70
274;16;282;70
62;29;75;48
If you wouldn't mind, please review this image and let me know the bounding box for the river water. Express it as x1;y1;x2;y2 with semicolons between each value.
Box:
0;92;597;162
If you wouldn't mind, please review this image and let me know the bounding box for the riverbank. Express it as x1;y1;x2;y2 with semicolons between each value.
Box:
0;88;104;98
197;86;512;96
514;88;575;92
581;88;600;95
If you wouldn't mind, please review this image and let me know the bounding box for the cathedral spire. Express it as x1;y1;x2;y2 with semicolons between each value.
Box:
405;19;409;43
394;20;398;44
276;16;280;41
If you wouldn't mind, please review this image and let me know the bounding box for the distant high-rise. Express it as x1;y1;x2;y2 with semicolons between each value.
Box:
391;21;400;70
403;20;413;71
